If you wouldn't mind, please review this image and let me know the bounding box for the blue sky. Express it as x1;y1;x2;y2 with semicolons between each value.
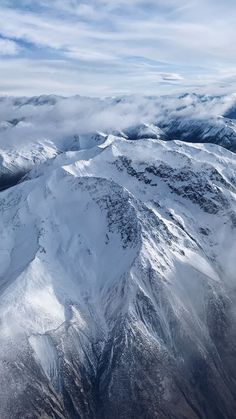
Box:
0;0;235;96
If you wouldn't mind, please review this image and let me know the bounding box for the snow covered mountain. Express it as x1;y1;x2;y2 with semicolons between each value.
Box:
0;95;236;418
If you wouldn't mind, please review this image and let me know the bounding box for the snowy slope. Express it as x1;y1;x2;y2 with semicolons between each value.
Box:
0;121;236;418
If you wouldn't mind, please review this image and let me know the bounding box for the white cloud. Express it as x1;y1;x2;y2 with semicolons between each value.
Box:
0;38;19;55
0;1;235;95
0;91;235;153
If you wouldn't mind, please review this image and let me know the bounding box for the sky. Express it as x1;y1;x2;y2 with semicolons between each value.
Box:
0;0;236;96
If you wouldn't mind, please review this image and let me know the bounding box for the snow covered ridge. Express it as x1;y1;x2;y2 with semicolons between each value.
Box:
0;120;236;418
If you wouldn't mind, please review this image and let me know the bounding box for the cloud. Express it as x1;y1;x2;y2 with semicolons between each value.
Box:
0;38;20;55
0;93;235;153
0;1;235;95
159;73;183;81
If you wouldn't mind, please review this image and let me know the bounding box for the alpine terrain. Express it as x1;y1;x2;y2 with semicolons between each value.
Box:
0;94;236;419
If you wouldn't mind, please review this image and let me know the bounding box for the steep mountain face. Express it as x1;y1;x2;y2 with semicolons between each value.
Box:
0;140;59;190
157;116;236;152
0;120;236;419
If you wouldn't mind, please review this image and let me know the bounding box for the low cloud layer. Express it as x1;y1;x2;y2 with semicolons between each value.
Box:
0;93;235;150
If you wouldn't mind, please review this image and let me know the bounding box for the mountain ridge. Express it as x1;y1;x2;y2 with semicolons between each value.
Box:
0;124;236;417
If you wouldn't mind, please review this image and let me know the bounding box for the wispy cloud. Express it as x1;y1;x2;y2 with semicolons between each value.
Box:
0;0;235;95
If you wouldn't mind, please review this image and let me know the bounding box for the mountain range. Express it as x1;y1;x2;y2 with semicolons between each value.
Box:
0;94;236;418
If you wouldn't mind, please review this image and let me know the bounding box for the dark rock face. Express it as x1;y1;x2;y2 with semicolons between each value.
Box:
113;155;235;215
0;172;27;191
158;117;236;153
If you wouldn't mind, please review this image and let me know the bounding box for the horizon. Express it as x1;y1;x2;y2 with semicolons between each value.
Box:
1;90;236;99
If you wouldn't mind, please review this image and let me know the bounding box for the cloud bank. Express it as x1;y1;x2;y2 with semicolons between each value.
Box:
0;93;236;150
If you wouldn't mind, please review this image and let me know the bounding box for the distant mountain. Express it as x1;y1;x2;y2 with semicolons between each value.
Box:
158;115;236;152
0;95;236;418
